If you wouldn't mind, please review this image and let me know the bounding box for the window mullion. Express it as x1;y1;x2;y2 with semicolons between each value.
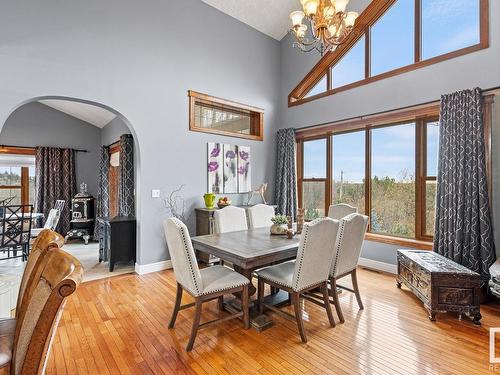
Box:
365;129;371;231
415;0;422;63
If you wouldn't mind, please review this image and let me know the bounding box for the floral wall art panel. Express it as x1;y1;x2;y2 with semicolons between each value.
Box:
223;144;238;193
238;146;251;193
207;142;223;193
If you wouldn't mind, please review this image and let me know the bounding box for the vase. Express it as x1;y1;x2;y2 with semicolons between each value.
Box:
203;193;216;209
270;223;288;235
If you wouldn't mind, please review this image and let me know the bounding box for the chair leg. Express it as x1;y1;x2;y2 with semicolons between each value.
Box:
257;277;265;314
330;277;345;323
352;269;364;310
217;295;224;311
186;298;202;352
168;283;183;329
292;292;307;343
242;284;250;329
321;282;336;327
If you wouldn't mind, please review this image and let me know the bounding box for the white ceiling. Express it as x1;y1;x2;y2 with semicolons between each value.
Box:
38;99;116;128
201;0;300;41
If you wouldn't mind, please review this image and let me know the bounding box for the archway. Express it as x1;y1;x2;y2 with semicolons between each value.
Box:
0;95;140;282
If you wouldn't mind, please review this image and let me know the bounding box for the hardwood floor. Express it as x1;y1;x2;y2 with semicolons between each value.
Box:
45;267;500;374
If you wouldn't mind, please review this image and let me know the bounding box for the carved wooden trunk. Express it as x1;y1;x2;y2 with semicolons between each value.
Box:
396;249;481;325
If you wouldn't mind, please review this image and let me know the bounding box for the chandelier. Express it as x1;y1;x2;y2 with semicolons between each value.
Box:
289;0;358;55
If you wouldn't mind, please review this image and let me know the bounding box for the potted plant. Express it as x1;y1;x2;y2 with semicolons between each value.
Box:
270;214;289;235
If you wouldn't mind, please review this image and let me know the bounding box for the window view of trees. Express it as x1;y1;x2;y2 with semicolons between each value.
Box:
332;131;365;213
302;138;327;220
303;181;325;220
0;165;36;205
425;121;439;235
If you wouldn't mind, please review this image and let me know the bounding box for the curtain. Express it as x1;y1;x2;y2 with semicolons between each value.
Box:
35;147;76;235
434;87;496;281
94;146;110;245
118;134;135;216
274;128;297;218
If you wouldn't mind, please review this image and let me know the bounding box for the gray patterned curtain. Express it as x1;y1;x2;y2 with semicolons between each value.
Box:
94;146;110;244
274;128;297;218
118;134;135;216
434;88;496;281
35;147;76;235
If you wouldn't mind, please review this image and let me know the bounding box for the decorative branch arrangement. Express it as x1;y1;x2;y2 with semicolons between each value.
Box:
163;184;187;222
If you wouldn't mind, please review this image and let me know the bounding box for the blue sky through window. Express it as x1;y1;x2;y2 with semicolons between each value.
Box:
303;138;326;178
422;0;480;59
332;36;365;88
304;75;327;98
333;132;365;183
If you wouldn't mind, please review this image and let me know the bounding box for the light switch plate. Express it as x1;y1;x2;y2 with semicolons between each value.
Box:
151;189;161;198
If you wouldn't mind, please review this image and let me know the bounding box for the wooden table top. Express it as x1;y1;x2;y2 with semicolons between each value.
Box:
191;227;300;269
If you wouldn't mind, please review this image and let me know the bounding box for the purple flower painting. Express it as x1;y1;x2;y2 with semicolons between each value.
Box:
237;146;251;193
223;144;238;193
207;143;222;193
225;150;236;159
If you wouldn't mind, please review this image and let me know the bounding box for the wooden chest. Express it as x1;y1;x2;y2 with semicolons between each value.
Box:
396;249;481;324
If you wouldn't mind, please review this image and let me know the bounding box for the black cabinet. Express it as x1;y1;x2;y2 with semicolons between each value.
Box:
98;216;136;271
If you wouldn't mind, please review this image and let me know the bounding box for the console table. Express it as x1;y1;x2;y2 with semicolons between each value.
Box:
396;249;481;325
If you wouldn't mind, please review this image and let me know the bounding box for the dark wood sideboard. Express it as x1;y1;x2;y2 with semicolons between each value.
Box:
396;249;481;324
98;216;136;271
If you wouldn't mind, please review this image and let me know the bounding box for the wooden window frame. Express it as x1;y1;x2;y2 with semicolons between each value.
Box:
296;98;494;249
289;0;489;106
0;146;36;207
188;90;264;141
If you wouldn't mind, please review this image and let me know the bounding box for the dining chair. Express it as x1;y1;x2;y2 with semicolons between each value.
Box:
213;206;248;234
163;218;250;351
246;204;275;229
255;217;340;343
327;213;368;323
0;247;83;375
30;209;61;238
1;205;33;261
327;203;357;220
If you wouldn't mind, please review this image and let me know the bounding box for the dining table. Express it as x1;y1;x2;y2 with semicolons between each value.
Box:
191;227;301;331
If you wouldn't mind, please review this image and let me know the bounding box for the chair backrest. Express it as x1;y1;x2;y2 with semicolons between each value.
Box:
1;205;33;248
54;200;65;212
43;209;61;230
16;229;65;317
328;204;358;221
12;248;83;375
213;206;248;234
292;217;340;292
163;218;203;296
330;213;369;278
246;204;275;229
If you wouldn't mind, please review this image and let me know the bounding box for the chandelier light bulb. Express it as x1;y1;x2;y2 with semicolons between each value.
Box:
297;24;308;38
328;24;338;37
345;11;358;27
333;0;349;13
304;0;319;16
290;10;305;27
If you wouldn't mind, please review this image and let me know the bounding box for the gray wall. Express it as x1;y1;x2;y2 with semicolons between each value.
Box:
0;0;281;265
101;117;131;146
280;0;500;265
0;102;101;196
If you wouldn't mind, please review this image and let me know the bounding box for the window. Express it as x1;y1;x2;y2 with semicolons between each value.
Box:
301;138;327;220
371;123;416;238
422;0;480;59
424;120;439;236
332;36;366;88
332;131;365;213
289;0;488;105
370;0;414;75
188;90;264;141
0;150;36;207
304;75;327;98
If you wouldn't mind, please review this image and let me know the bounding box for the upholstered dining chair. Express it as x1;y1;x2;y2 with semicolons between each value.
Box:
163;218;250;351
255;217;340;343
246;204;275;229
30;209;61;238
0;246;83;375
328;213;368;323
328;203;357;220
213;206;248;234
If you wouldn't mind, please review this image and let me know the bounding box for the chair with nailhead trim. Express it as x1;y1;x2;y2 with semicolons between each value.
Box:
327;203;357;220
213;206;248;234
163;218;250;351
254;217;340;343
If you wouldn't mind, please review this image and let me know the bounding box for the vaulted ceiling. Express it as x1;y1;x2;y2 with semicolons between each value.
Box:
38;99;116;128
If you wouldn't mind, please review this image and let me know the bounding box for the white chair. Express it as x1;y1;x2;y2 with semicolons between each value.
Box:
163;218;250;351
213;206;248;234
329;213;369;323
328;203;357;220
246;204;275;229
30;209;60;238
255;217;340;343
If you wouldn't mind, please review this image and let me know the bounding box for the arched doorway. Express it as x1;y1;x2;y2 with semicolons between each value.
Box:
0;96;140;283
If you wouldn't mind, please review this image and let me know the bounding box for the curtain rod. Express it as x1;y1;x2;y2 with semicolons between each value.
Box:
294;85;500;132
0;144;88;153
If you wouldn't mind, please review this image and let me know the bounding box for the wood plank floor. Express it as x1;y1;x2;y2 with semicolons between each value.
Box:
45;268;500;374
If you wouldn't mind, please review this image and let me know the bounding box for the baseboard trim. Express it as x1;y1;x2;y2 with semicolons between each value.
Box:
359;257;397;274
135;260;173;275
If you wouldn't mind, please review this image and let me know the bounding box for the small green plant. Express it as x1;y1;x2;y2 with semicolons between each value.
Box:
271;214;288;225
